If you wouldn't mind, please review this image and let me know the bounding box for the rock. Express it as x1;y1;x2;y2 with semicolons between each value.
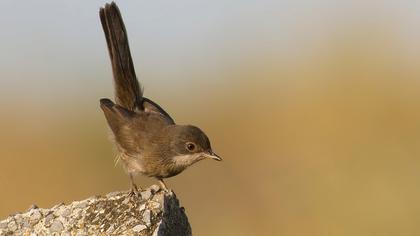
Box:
152;192;165;206
132;224;147;232
28;204;39;211
143;210;151;226
50;219;64;233
150;185;161;193
0;221;8;229
8;221;17;231
52;203;64;210
44;213;54;225
75;231;86;236
30;209;42;222
140;189;152;200
75;201;87;209
58;208;71;217
106;191;120;198
106;225;114;234
22;218;31;228
0;186;191;235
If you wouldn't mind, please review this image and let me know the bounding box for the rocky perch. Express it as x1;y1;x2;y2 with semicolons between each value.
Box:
0;185;191;236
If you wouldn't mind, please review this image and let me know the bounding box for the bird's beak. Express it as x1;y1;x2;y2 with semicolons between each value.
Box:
203;150;222;161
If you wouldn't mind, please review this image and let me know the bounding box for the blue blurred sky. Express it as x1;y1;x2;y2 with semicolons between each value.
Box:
1;0;420;101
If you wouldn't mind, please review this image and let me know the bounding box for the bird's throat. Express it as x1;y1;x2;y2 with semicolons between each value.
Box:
171;154;202;167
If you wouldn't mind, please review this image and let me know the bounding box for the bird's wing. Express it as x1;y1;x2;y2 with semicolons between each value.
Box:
143;98;175;124
100;98;170;154
99;98;135;135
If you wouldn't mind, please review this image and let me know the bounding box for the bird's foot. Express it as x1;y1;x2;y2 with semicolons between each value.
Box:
128;190;138;198
158;179;170;193
129;184;142;198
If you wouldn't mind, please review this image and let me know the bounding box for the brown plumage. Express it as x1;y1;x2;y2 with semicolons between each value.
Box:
99;2;221;192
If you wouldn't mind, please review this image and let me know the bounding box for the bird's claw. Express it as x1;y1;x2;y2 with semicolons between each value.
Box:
158;179;170;193
129;184;142;198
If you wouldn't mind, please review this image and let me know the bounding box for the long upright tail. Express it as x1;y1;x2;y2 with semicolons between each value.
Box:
100;2;142;111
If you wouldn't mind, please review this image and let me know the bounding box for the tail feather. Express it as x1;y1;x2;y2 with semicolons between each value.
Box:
100;2;143;111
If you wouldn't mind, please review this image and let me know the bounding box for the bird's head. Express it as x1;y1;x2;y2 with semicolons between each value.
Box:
167;125;221;166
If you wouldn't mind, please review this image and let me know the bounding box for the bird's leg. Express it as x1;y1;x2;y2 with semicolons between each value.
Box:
129;173;140;197
158;179;169;192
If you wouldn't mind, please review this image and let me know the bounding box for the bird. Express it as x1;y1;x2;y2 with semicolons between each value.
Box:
99;2;221;193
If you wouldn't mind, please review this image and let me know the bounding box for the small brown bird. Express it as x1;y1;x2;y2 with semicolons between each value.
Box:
99;2;221;193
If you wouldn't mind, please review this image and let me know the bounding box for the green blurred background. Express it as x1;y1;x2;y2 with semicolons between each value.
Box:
1;1;420;235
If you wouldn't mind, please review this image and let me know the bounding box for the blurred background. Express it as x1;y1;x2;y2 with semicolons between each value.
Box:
1;0;420;235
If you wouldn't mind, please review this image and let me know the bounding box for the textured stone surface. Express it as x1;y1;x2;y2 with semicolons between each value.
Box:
0;185;191;236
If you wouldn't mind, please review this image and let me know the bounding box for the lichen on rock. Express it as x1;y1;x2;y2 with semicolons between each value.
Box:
0;185;191;236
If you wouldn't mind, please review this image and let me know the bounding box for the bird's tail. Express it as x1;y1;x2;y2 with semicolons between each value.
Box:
100;2;143;111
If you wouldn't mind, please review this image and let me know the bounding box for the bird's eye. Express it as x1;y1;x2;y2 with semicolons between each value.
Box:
186;142;196;152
